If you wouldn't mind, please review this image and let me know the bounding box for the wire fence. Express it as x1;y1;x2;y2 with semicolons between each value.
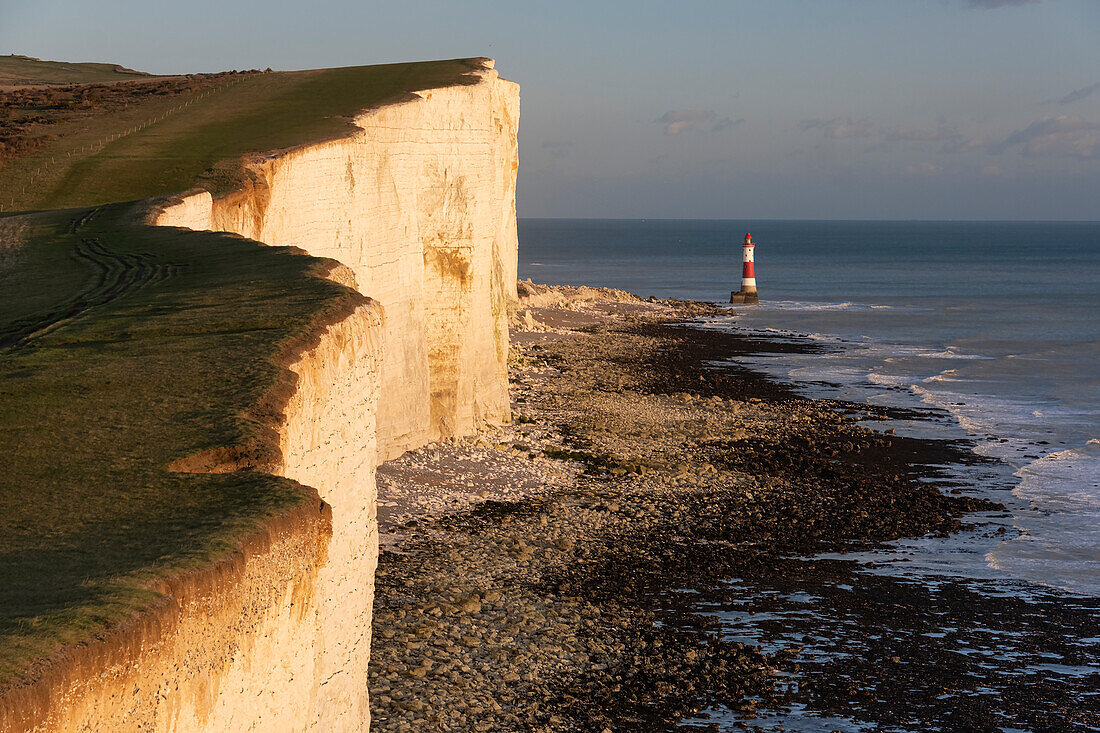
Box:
2;78;244;213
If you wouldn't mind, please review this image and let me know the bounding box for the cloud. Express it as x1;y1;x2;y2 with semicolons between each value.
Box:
1058;83;1100;105
796;113;1096;161
981;165;1004;177
799;118;992;155
656;109;716;135
989;115;1100;159
541;140;575;159
655;109;742;135
883;126;961;143
712;116;746;132
882;126;992;155
940;134;988;154
798;117;875;139
965;0;1041;8
903;162;942;176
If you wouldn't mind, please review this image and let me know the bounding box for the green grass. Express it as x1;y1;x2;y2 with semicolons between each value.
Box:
0;54;152;85
3;59;483;211
0;201;360;687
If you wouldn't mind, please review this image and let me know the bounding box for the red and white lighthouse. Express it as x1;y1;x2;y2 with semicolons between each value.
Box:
730;232;760;304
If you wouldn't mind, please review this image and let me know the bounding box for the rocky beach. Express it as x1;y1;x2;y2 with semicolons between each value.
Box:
368;283;1099;732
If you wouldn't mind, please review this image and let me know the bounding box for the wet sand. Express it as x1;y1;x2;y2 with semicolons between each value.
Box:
368;288;1099;732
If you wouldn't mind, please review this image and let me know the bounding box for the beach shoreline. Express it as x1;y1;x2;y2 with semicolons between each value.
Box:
368;285;1099;732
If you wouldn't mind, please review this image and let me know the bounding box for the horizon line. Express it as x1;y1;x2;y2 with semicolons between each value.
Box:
517;216;1100;224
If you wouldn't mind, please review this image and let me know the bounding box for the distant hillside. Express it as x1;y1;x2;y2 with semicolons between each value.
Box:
0;54;152;86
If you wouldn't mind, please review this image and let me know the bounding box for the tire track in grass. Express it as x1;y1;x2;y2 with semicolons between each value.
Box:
0;208;180;349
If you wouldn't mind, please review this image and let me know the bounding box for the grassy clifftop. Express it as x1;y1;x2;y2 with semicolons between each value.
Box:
0;54;152;85
0;57;488;692
1;58;485;212
0;203;359;689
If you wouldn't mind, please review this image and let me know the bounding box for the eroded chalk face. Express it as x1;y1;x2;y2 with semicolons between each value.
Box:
136;67;520;733
155;70;520;460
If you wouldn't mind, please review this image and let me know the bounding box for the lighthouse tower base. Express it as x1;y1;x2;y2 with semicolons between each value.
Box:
730;290;759;304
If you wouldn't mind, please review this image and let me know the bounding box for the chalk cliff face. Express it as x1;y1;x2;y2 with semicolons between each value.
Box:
277;299;385;732
3;502;331;733
6;62;518;733
6;300;384;733
151;65;519;731
158;62;520;460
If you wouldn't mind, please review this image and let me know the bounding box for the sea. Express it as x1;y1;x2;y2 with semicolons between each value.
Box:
517;218;1100;599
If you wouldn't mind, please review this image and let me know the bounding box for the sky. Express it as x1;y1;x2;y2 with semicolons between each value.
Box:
3;0;1099;220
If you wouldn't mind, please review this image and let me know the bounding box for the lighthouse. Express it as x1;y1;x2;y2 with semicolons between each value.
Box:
730;232;759;304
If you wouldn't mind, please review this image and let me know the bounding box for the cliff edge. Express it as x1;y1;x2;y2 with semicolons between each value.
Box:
0;58;518;732
157;59;520;459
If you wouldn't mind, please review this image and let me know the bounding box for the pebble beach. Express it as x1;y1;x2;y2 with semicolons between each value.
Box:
367;284;1099;732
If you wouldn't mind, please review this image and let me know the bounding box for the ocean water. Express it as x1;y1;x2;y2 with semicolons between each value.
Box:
518;218;1100;597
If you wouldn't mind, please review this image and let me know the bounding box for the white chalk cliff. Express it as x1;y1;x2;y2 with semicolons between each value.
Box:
10;61;518;732
158;60;520;460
